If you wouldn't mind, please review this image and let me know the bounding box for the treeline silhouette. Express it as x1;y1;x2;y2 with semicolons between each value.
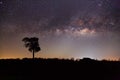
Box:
0;58;120;80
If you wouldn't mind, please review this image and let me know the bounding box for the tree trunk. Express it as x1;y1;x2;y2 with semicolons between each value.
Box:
33;49;34;59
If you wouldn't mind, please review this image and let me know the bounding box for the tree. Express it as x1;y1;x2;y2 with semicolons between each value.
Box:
22;37;41;59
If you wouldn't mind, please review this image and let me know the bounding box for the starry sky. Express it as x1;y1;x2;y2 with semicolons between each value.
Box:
0;0;120;60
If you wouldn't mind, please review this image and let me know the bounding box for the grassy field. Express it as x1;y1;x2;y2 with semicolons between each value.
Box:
0;58;120;80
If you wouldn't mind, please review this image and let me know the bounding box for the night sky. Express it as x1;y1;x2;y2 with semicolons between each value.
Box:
0;0;120;60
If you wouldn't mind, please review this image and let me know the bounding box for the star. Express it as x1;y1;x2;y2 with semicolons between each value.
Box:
98;3;102;7
0;1;3;5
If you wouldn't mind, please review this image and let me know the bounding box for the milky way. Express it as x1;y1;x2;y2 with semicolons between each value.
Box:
0;0;120;59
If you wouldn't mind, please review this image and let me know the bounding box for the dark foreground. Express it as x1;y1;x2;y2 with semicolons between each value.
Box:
0;58;120;80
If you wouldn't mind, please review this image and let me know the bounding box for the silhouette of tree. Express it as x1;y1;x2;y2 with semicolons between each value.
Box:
22;37;41;59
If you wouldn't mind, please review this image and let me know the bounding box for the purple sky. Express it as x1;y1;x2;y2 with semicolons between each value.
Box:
0;0;120;60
